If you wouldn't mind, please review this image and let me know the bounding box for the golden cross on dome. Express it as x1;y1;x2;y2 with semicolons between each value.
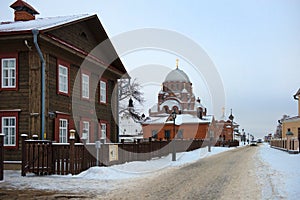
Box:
176;58;179;69
222;107;225;115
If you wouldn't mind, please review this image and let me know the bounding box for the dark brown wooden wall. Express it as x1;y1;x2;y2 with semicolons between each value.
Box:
48;20;99;53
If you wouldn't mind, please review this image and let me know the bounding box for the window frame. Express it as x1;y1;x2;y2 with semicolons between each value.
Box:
177;129;184;139
99;120;110;143
100;123;107;140
59;118;68;143
0;53;18;91
0;111;19;149
57;59;70;96
81;73;90;100
82;121;90;143
99;79;107;104
151;130;158;139
164;130;170;140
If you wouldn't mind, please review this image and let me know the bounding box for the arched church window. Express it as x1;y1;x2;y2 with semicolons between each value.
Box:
164;106;169;113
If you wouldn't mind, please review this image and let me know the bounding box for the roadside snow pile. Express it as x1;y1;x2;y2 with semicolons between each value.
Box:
256;143;300;200
75;146;234;180
1;146;236;192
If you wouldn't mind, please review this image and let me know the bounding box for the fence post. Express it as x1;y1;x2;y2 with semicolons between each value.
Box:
149;137;152;160
69;129;75;175
21;134;28;176
0;133;4;181
32;135;38;140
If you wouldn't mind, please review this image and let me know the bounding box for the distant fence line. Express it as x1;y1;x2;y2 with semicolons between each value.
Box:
270;138;299;153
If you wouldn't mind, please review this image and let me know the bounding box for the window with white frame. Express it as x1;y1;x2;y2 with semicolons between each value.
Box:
100;80;106;103
58;65;68;94
59;119;68;143
1;58;16;88
82;121;90;143
100;123;106;140
82;74;89;99
2;117;16;146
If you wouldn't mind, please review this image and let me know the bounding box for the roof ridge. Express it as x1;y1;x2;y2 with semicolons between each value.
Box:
0;14;93;33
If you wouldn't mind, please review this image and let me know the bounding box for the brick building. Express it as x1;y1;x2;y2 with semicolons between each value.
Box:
142;60;216;140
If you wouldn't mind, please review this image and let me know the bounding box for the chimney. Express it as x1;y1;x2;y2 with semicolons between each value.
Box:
10;0;39;21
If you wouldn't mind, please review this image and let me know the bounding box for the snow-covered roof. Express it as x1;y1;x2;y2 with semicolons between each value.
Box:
149;104;158;112
182;88;188;93
195;101;205;110
143;114;213;125
0;14;91;32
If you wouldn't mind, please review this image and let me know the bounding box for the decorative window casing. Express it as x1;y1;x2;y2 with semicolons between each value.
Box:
2;117;16;146
0;111;19;148
1;58;16;88
100;80;107;104
82;121;90;143
58;65;68;94
100;123;107;140
59;119;68;143
81;73;89;99
99;120;109;143
0;53;18;90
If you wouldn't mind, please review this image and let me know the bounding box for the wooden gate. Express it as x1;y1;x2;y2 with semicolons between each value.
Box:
21;135;52;176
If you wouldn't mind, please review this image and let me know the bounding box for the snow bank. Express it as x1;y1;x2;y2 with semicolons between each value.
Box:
75;146;234;180
256;143;300;200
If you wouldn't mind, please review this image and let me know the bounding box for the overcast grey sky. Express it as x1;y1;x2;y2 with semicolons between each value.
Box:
1;0;300;138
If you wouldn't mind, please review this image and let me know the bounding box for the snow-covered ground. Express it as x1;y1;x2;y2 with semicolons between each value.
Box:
255;143;300;200
1;142;299;199
1;146;236;192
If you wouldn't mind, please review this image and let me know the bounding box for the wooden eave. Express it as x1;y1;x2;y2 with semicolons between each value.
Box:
40;33;127;77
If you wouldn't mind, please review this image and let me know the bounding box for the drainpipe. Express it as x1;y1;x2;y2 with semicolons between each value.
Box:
32;29;45;140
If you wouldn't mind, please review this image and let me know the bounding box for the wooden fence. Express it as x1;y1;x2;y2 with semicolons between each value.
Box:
0;134;4;181
21;134;96;176
21;134;239;176
270;138;299;153
214;140;239;147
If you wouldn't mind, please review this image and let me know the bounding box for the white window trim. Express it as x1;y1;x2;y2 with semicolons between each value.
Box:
58;64;68;94
1;58;16;88
100;80;107;103
2;116;16;146
82;74;89;99
59;119;68;143
82;121;90;143
100;123;106;140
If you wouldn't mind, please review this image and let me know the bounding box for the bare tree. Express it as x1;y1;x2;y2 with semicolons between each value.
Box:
118;78;145;117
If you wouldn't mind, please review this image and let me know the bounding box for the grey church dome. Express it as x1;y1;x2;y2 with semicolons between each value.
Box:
164;68;190;82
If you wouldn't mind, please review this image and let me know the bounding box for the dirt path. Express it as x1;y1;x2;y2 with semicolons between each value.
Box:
100;146;260;200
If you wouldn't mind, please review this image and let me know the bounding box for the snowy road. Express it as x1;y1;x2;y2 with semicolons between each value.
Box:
1;143;299;199
102;145;260;200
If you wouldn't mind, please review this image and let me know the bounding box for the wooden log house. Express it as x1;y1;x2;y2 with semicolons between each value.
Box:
0;0;127;163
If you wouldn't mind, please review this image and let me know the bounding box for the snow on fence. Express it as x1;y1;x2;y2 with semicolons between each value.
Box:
21;135;96;176
21;134;240;176
270;138;299;153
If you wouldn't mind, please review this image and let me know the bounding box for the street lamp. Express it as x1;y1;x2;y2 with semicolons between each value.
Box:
242;129;246;145
171;109;177;161
228;109;234;141
248;133;250;144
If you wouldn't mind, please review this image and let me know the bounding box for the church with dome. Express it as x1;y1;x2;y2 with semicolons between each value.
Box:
142;60;215;140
